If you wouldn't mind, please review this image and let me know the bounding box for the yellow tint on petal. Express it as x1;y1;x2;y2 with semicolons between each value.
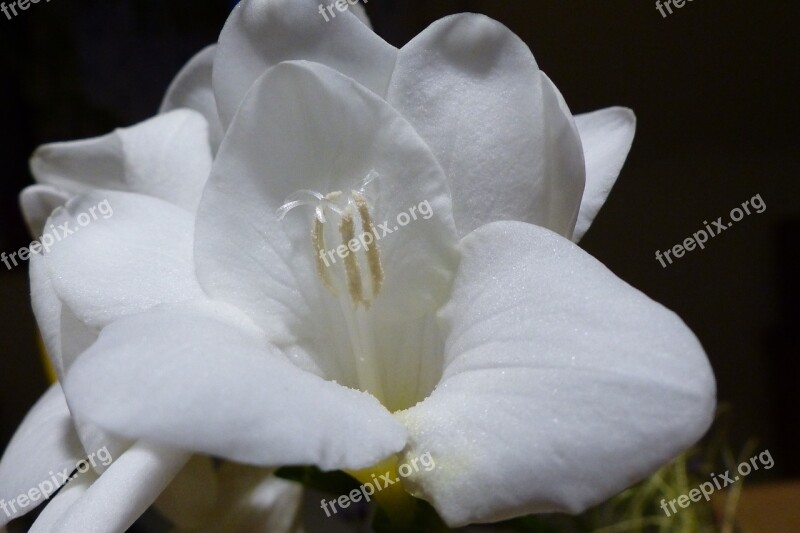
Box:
346;455;416;522
38;333;58;384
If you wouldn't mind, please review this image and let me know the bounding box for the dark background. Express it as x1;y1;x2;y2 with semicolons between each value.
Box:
1;0;798;520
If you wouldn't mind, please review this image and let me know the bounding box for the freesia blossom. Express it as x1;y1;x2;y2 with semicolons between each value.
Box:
4;0;716;529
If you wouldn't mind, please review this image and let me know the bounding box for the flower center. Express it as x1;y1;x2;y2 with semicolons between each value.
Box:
311;190;385;308
277;172;389;401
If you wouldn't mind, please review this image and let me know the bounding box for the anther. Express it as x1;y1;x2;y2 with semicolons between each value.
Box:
352;191;384;297
339;208;367;308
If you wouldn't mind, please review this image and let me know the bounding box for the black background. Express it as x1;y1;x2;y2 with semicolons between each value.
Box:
1;0;798;522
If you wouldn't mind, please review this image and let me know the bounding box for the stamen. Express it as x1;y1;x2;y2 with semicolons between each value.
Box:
325;191;343;203
339;208;367;308
353;191;384;297
312;211;336;295
276;173;390;402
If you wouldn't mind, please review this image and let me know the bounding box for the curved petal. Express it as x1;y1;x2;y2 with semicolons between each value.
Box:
19;185;69;237
32;191;191;483
0;385;84;526
396;222;716;526
30;254;132;476
63;304;407;471
160;45;225;152
539;72;586;239
31;252;99;378
212;0;396;126
572;107;636;242
154;456;217;529
29;252;68;375
42;191;206;329
196;61;458;389
201;463;303;533
387;14;585;237
30;110;212;213
43;441;189;533
28;469;97;533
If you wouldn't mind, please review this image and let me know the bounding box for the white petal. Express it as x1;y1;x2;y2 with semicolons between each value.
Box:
396;221;716;526
28;469;96;533
212;0;396;126
42;191;206;329
160;45;224;152
56;306;97;380
572;107;636;242
30;254;132;476
201;463;303;533
0;385;84;526
30;110;212;213
29;252;67;375
19;185;69;237
387;14;585;237
154;456;217;529
31;252;100;378
45;441;189;533
539;72;586;239
196;61;458;378
63;304;407;471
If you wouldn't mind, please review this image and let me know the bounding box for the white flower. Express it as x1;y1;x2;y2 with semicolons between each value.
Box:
5;0;716;529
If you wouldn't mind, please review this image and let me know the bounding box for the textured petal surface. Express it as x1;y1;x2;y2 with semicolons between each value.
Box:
46;442;189;533
30;110;212;213
30;252;99;378
396;222;716;526
63;304;407;471
212;0;396;126
388;14;585;237
160;45;225;152
572;107;636;241
0;385;84;526
42;191;206;329
29;254;131;476
31;190;194;484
